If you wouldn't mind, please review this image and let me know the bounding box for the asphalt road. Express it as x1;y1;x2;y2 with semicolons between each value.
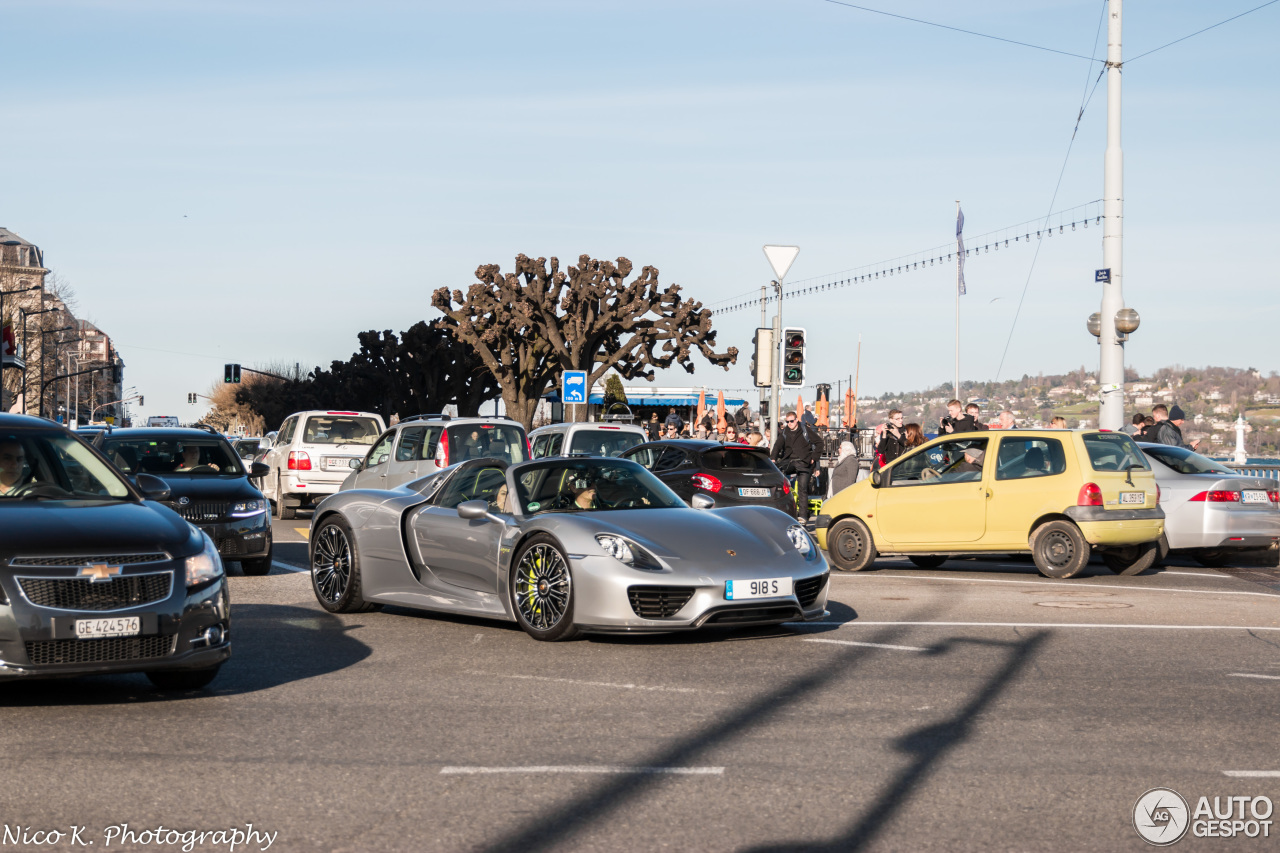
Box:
2;513;1278;852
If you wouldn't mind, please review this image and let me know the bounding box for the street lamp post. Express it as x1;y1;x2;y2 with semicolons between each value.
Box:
37;327;75;418
19;307;57;416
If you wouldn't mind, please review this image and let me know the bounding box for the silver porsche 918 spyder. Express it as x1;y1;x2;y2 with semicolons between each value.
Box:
307;455;829;640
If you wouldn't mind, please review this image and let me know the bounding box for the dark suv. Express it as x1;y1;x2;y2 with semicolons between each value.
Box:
622;440;796;517
93;428;273;574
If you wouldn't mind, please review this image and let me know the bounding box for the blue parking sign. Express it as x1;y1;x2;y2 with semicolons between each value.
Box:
562;371;588;404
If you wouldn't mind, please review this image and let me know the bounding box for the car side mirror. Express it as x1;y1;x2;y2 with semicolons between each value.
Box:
691;493;715;510
349;458;363;470
458;499;507;524
135;473;171;501
870;468;883;488
251;462;270;477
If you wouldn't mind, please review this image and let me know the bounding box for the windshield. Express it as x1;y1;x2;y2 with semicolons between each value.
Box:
1082;432;1150;472
102;436;243;476
448;424;527;465
566;429;644;458
514;458;685;515
0;430;132;502
1142;444;1234;475
301;415;381;445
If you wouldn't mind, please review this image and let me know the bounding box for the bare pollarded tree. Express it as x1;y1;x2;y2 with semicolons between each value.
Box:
432;254;737;430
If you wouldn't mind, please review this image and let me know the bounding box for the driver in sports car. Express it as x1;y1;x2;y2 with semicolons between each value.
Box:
0;439;32;496
562;475;600;510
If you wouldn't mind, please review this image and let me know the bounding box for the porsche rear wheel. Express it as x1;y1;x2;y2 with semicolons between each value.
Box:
510;535;579;641
311;517;378;613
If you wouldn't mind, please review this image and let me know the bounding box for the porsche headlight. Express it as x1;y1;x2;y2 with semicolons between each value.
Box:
185;529;224;588
787;525;814;557
596;534;635;565
229;498;267;517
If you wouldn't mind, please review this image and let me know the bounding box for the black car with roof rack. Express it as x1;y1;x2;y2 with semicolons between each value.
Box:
0;413;230;689
91;427;273;574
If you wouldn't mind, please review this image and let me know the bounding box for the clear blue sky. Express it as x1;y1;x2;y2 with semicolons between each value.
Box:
4;0;1278;420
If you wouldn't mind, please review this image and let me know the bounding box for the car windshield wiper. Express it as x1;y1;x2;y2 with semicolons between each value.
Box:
1124;462;1145;486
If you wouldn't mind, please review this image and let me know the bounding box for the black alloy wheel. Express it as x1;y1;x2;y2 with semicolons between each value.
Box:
311;517;378;613
510;534;579;641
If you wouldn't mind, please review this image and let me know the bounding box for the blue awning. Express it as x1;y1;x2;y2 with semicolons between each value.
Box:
545;392;747;407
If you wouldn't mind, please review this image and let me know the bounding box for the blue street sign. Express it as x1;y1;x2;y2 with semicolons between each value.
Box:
1095;268;1111;283
562;371;588;404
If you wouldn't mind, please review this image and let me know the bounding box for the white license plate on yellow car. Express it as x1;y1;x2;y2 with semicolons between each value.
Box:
1120;491;1145;505
726;577;793;600
75;617;140;638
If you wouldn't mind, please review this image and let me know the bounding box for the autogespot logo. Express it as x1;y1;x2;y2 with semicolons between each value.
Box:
1134;788;1190;846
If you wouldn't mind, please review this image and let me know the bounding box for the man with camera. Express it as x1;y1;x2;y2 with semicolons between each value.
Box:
940;399;981;435
771;410;820;523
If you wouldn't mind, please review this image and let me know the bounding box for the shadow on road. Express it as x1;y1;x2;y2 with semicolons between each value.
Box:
0;603;371;705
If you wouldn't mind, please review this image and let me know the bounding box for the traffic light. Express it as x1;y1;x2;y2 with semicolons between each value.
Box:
112;363;122;384
782;327;806;386
750;328;774;388
137;395;144;406
224;363;241;383
187;393;196;404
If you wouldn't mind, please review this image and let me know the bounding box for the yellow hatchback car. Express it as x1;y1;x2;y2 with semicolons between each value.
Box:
813;429;1164;578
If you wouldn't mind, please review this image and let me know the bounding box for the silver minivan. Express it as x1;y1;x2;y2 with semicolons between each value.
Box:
342;416;528;492
528;422;647;459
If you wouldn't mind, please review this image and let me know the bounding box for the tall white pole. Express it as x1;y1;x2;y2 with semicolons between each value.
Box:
955;200;961;401
1098;0;1126;430
771;279;783;434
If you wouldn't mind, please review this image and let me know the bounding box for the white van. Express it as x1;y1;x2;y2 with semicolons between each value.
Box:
146;416;181;428
259;410;386;518
528;422;647;459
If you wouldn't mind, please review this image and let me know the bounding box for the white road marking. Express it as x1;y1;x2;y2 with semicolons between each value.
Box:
1223;771;1280;778
440;765;724;776
790;621;1280;631
827;573;1279;598
803;638;927;652
1228;673;1280;681
464;671;714;694
271;560;309;574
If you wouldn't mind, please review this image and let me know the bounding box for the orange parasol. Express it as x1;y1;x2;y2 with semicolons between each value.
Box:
695;388;706;430
715;391;727;434
843;388;855;428
796;393;804;419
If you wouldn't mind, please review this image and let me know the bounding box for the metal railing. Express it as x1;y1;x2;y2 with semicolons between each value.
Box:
1223;463;1280;481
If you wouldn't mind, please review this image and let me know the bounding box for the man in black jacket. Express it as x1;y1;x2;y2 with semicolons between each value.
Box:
771;410;819;522
663;407;684;434
875;409;908;466
941;399;980;434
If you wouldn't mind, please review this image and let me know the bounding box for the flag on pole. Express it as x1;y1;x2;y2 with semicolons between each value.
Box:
956;206;966;296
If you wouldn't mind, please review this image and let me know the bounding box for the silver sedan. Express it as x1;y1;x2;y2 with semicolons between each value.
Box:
1139;443;1280;567
308;456;830;641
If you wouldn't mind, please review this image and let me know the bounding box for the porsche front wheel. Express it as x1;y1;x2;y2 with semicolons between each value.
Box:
510;534;579;641
311;517;378;613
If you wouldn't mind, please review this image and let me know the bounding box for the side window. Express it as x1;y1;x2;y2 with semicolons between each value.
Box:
367;432;396;469
422;426;443;460
996;438;1066;480
888;438;988;486
531;435;551;459
396;427;427;462
653;448;687;473
277;418;296;445
436;466;507;509
627;446;657;468
547;434;563;457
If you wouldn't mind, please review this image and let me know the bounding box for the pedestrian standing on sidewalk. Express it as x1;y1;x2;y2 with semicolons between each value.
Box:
1122;412;1145;436
941;400;980;434
996;410;1016;430
1168;405;1201;451
1147;404;1188;448
874;409;908;467
965;403;991;430
771;411;819;523
830;440;860;495
646;412;662;441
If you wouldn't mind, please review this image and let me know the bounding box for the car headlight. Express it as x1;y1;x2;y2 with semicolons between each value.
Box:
229;498;267;517
595;534;662;570
185;529;224;588
787;525;814;557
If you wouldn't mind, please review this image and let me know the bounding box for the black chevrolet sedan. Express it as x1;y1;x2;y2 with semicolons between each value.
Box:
93;428;272;574
622;439;797;517
0;414;230;689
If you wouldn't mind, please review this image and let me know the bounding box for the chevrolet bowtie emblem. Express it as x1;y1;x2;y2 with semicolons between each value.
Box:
726;550;736;557
78;564;122;583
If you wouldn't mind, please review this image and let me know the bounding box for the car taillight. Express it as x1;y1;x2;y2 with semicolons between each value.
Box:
1269;490;1279;503
436;439;449;468
1077;483;1103;507
1156;485;1161;503
781;480;791;496
1188;490;1240;503
526;437;532;459
691;473;722;493
287;451;311;471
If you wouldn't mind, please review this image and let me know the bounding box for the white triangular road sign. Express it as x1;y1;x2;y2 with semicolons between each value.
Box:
762;245;800;281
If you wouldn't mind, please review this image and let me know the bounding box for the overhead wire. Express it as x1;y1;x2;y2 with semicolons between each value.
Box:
817;0;1104;62
993;0;1108;381
1127;0;1280;63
